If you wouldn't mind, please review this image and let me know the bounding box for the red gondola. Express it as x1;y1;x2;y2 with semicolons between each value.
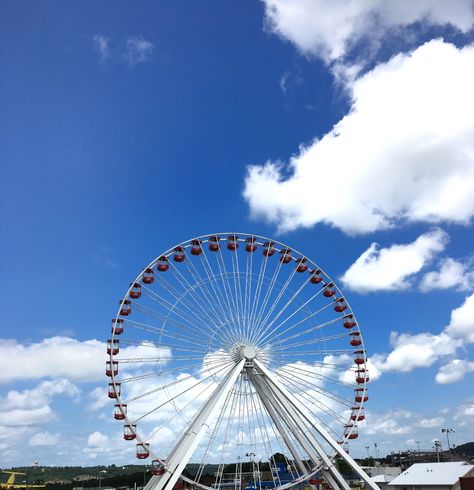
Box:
227;235;239;251
354;350;366;365
157;256;169;272
107;339;119;355
296;258;308;273
108;382;120;398
263;241;276;257
354;388;368;403
355;369;369;384
245;236;257;252
111;318;124;335
173;246;185;262
350;406;365;421
280;248;292;264
124;424;136;440
349;331;362;346
209;235;220;252
309;269;322;284
106;360;118;377
142;268;154;284
323;283;336;297
344;424;358;440
190;239;202;256
343;314;356;329
136;443;150;459
129;283;142;299
151;460;166;476
334;298;347;312
337;441;350;453
114;403;126;420
119;299;131;316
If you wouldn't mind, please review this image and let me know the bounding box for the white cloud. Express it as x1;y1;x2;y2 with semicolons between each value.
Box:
340;229;447;292
87;431;109;448
0;379;80;428
0;337;171;384
381;331;461;373
417;416;444;428
444;292;474;343
126;37;154;65
29;431;61;447
244;40;474;234
93;35;110;61
420;257;474;291
0;337;104;383
436;359;474;384
262;0;474;62
87;386;109;412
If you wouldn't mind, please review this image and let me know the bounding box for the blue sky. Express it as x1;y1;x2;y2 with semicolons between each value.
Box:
1;0;474;467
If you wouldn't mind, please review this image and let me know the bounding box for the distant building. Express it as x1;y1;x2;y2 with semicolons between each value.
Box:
388;461;474;490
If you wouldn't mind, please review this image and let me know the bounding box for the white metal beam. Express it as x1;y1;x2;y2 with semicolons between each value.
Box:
253;359;379;490
145;359;246;490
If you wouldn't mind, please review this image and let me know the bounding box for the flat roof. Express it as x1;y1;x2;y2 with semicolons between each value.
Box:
389;462;474;485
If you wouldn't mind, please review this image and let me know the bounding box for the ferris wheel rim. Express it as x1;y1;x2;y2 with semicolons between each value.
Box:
108;232;369;488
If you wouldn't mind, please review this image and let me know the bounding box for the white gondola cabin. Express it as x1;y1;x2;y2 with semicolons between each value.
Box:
107;339;119;355
245;236;257;252
114;403;126;420
108;382;120;398
124;424;136;440
136;443;150;459
142;268;154;284
119;299;131;316
111;318;124;335
173;246;185;262
129;283;142;299
106;360;118;377
157;256;169;272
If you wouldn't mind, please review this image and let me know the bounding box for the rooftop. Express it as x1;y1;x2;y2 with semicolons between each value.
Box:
388;462;474;486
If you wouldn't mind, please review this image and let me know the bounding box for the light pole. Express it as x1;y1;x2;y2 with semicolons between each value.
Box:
98;469;106;490
365;446;370;461
433;440;442;462
415;441;420;453
245;452;255;486
441;428;455;451
374;443;379;463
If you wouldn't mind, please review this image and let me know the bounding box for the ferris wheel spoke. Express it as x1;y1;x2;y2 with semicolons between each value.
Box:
129;361;235;422
210;248;242;339
247;252;269;336
217;246;245;341
252;268;308;345
134;300;213;342
271;331;350;350
252;268;292;341
151;270;224;342
276;368;353;423
141;284;210;331
167;262;234;344
279;361;356;387
123;312;211;346
256;288;327;345
267;314;344;347
250;255;284;339
184;256;240;345
199;247;240;340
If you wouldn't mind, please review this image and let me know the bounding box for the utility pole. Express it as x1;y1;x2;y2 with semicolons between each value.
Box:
365;446;370;460
415;441;420;453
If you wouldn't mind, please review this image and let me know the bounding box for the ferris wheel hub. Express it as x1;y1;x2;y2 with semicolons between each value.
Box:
241;345;257;360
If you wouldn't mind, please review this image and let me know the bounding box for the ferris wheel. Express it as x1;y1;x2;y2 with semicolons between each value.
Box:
107;233;378;490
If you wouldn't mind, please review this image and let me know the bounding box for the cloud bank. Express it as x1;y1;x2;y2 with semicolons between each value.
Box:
244;40;474;234
263;0;474;62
